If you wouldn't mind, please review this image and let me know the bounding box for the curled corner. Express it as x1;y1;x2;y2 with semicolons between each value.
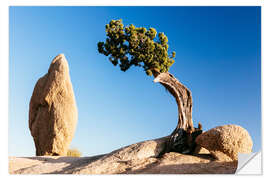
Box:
236;151;262;174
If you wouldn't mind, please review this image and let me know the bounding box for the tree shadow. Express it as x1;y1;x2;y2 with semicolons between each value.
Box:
15;154;106;174
192;153;216;161
46;154;106;174
13;153;237;174
122;160;238;174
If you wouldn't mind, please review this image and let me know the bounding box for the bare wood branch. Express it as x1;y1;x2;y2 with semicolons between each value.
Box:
153;72;194;132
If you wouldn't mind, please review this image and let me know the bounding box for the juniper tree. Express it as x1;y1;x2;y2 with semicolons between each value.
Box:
98;19;202;154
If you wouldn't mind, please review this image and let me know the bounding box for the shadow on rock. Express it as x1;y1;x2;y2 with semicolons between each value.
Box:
122;160;238;174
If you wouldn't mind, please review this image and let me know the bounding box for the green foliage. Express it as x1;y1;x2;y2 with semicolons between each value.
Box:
98;19;176;76
67;148;82;157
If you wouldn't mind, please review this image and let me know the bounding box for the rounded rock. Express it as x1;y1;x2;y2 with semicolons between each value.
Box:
195;125;253;161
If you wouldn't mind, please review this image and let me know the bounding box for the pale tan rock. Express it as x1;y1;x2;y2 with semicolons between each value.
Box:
29;54;78;156
9;137;237;174
125;152;237;174
9;156;44;173
194;145;210;154
195;125;253;161
71;136;169;174
209;150;234;162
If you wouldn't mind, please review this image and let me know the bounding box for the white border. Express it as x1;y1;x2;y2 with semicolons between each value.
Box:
0;0;9;178
1;0;267;180
7;0;263;6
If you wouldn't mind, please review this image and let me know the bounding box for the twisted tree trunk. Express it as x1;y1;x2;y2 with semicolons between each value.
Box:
153;71;202;154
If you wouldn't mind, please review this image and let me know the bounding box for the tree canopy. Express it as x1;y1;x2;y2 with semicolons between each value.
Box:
97;19;176;76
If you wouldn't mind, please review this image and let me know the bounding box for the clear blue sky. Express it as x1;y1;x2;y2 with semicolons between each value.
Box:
9;6;261;156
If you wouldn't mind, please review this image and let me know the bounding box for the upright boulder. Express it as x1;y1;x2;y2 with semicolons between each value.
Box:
29;54;78;156
195;125;253;161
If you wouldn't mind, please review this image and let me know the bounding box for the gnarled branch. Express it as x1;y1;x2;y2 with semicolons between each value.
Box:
153;72;193;132
153;71;201;154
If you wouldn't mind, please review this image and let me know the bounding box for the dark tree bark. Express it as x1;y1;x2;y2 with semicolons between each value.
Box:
153;71;202;154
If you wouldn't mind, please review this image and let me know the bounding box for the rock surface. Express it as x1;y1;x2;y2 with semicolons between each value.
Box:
9;137;237;174
29;54;78;156
71;137;168;174
195;125;253;161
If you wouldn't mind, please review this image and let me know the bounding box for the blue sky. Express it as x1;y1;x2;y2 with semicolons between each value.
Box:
9;6;261;156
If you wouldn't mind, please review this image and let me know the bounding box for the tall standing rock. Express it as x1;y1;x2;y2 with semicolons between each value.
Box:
29;54;78;156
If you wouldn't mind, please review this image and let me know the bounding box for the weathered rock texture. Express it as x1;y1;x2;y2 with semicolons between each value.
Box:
29;54;78;156
71;137;168;174
195;125;253;161
9;137;237;174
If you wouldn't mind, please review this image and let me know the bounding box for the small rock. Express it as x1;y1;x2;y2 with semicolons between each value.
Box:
195;125;253;161
29;54;78;156
193;145;210;154
210;150;234;162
